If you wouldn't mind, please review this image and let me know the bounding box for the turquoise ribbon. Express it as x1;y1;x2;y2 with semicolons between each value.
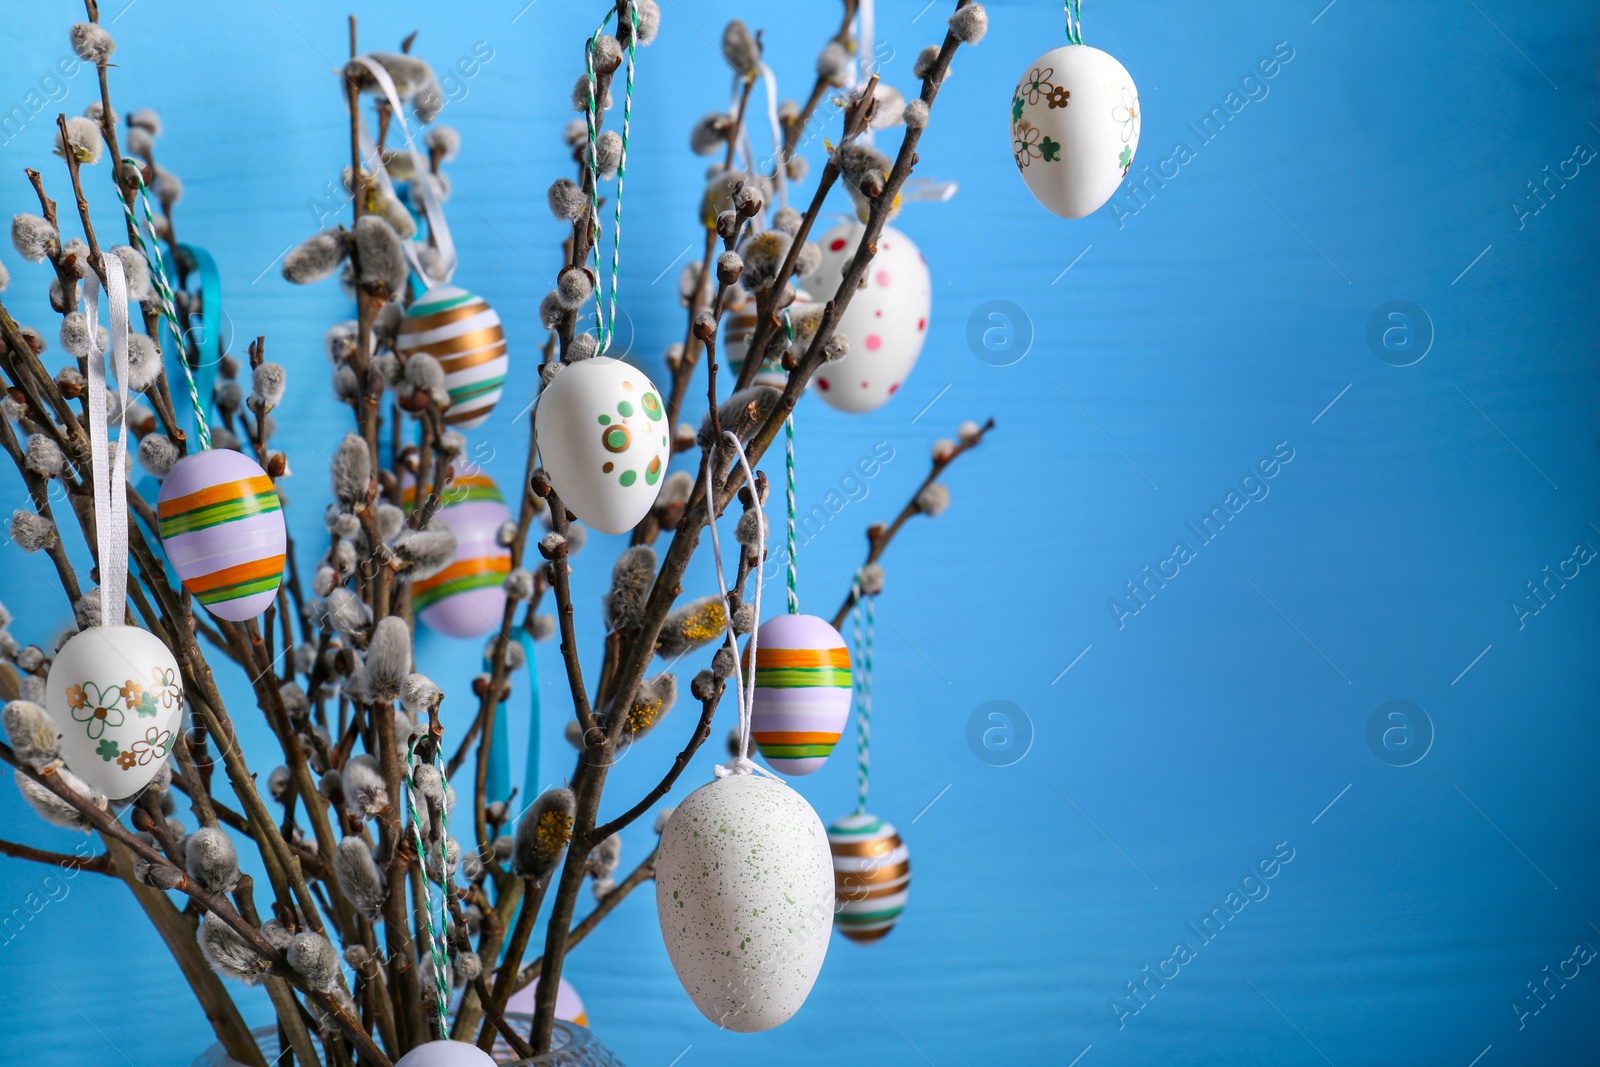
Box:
517;630;540;805
483;630;540;809
159;243;222;448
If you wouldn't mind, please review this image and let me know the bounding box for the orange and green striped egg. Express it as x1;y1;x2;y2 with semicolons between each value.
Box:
156;449;286;622
400;471;511;639
747;613;852;775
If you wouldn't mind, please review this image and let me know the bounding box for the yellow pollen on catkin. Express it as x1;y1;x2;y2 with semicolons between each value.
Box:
679;602;727;643
535;810;574;856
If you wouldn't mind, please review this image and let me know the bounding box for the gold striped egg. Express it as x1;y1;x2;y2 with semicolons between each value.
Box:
828;812;910;943
397;285;508;430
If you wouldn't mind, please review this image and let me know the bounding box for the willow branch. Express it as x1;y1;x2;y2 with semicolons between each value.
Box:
588;688;719;845
0;741;390;1067
510;844;657;996
0;837;113;874
829;418;994;628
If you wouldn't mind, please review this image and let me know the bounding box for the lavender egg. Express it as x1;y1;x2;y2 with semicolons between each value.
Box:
402;471;510;638
156;449;286;621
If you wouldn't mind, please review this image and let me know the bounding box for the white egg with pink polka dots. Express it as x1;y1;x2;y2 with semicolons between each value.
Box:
801;222;932;414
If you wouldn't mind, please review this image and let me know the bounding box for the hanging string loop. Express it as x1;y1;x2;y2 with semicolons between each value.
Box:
850;572;875;814
1065;0;1085;45
82;254;134;625
583;1;639;355
116;164;212;450
403;736;453;1036
700;431;781;780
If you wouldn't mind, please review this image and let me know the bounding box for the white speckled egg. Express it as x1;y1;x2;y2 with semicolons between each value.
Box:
1011;45;1140;219
45;626;184;801
535;356;669;535
800;223;930;413
655;773;834;1032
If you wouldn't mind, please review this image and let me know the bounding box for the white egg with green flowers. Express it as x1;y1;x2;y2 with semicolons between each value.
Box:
1011;44;1140;218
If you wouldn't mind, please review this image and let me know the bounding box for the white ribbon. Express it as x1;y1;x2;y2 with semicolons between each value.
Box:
757;62;785;211
852;0;877;145
900;177;960;203
701;430;778;780
83;254;132;626
348;55;458;289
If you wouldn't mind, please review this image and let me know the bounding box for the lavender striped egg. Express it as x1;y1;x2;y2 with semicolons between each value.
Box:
828;813;910;943
397;285;508;429
746;614;852;775
156;449;285;621
401;471;510;638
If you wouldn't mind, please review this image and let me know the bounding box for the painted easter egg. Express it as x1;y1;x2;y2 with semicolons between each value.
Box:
747;613;851;775
534;356;669;535
828;812;910;943
724;289;816;390
45;626;184;801
800;223;930;413
401;472;510;638
655;773;834;1032
723;299;787;389
1010;45;1140;219
504;975;588;1025
397;285;508;429
156;449;285;622
393;1041;496;1067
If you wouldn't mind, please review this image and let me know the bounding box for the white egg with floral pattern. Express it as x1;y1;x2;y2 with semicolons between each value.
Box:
45;626;184;801
1011;44;1140;219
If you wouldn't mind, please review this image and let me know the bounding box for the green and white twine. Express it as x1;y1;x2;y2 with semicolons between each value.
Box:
116;158;211;451
403;737;452;1037
784;415;798;614
1064;0;1085;45
850;574;874;814
582;1;639;356
782;307;798;614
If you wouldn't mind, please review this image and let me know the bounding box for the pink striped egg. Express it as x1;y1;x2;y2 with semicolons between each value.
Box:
156;449;286;621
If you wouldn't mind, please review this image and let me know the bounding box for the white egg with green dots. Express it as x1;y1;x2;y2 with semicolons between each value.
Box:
534;356;670;535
